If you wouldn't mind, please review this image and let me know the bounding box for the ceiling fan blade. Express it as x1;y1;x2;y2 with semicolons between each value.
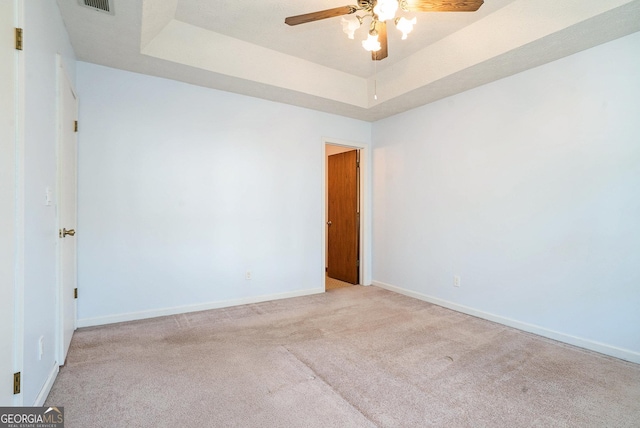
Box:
372;21;388;61
285;6;357;26
403;0;484;12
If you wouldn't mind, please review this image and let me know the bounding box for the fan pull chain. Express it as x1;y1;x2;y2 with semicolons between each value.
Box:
374;59;378;100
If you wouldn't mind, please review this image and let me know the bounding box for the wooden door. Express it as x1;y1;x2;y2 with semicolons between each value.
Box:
327;150;359;284
57;65;78;365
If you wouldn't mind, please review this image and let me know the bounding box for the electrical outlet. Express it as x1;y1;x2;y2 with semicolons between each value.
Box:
245;270;252;280
454;275;461;287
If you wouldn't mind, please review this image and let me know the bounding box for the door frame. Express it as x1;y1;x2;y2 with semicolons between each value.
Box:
0;0;25;406
55;55;78;365
322;137;371;287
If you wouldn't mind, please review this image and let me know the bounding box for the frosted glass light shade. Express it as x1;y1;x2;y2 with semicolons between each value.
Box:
341;15;361;39
396;16;416;40
373;0;398;21
362;33;381;51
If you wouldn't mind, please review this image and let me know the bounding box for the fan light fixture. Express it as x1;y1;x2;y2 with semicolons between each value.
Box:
342;0;415;53
285;1;484;61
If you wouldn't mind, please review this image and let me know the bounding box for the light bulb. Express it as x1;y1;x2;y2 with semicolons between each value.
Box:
362;33;381;52
395;16;416;40
373;0;398;21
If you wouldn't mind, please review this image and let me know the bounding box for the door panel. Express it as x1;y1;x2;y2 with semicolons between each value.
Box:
57;66;78;364
0;0;16;406
327;150;359;284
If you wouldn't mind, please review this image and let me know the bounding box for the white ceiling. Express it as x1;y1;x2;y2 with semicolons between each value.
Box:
56;0;640;121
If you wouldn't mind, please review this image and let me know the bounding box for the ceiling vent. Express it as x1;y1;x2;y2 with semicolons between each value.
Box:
78;0;114;15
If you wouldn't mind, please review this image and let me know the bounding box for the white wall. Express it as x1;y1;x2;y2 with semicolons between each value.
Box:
372;31;640;362
76;63;371;325
22;0;76;405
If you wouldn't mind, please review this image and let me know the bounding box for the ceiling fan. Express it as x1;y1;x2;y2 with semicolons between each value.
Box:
285;0;484;61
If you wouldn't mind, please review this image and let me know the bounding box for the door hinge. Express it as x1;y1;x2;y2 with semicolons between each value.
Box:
74;120;78;132
74;288;78;299
15;28;23;50
357;260;360;267
13;372;21;394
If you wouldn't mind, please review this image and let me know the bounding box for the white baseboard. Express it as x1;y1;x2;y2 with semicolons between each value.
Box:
33;362;59;406
372;280;640;365
77;287;325;328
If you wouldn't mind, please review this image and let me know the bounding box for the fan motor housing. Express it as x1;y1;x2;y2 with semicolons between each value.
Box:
358;0;374;11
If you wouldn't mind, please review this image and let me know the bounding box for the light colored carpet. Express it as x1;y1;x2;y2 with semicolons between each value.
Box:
46;286;640;427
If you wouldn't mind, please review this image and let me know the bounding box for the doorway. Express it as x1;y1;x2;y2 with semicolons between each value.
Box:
325;144;360;289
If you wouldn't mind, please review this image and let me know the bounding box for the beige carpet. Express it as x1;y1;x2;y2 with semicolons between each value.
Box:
46;286;640;427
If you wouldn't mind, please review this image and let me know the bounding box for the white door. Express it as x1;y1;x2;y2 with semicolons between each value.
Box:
0;0;17;406
57;64;78;365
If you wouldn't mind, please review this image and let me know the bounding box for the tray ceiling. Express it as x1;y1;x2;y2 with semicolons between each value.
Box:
57;0;640;121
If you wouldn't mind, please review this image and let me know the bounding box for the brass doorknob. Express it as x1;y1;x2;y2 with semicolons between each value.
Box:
327;221;332;226
62;228;75;237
